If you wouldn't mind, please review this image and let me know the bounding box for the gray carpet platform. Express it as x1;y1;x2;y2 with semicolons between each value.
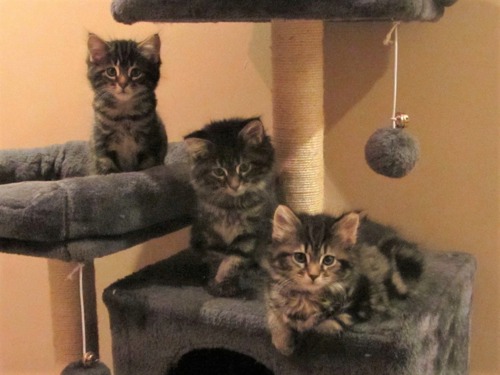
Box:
0;141;194;262
104;248;476;375
111;0;457;24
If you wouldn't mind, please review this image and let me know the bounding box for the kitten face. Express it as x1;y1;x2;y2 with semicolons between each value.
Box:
184;118;274;205
269;205;359;292
87;33;161;102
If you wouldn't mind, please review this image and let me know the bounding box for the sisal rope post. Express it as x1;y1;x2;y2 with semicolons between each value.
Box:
48;260;99;370
271;20;325;214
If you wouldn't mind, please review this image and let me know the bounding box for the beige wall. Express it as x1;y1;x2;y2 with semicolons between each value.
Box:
0;0;498;374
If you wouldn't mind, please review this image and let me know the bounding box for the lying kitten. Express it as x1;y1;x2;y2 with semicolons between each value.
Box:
263;205;423;355
87;33;167;174
184;118;277;297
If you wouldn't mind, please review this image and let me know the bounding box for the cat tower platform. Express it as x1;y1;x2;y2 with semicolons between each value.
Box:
104;247;475;374
0;142;192;262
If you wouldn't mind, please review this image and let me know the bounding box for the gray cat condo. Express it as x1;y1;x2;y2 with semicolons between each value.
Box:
0;0;476;375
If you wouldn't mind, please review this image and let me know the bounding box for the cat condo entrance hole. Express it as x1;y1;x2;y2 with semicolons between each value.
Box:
168;348;274;375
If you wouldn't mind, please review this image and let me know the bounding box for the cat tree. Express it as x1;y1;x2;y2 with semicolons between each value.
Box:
0;0;476;374
104;0;473;374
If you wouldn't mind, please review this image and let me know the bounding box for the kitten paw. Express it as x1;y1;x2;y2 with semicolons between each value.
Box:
205;278;242;298
336;313;354;327
314;320;343;335
271;334;295;356
315;314;353;334
95;157;119;174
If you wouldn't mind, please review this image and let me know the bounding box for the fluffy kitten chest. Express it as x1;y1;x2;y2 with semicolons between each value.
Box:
212;210;248;244
109;128;139;153
281;293;325;331
202;202;260;245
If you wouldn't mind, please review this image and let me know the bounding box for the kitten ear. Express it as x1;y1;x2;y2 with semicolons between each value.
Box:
139;34;161;63
272;205;301;242
184;137;213;160
332;212;360;247
239;119;265;146
87;33;109;64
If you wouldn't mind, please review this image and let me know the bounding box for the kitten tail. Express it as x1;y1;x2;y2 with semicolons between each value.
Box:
380;237;424;295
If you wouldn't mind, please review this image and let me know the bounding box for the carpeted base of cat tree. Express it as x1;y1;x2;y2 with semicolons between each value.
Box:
104;248;475;375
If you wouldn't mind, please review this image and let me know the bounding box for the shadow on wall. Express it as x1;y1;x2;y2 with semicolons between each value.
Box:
324;21;390;129
250;23;272;91
322;22;392;213
323;2;499;374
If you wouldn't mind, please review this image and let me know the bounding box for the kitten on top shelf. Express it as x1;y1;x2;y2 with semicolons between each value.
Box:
87;33;167;174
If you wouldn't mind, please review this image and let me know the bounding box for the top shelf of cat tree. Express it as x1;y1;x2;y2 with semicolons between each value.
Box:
111;0;457;24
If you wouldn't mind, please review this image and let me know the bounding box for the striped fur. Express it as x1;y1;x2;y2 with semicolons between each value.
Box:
264;205;357;355
87;33;167;174
264;205;424;355
184;118;277;297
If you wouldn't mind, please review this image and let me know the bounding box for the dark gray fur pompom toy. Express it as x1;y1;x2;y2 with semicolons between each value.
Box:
61;353;111;375
364;127;420;178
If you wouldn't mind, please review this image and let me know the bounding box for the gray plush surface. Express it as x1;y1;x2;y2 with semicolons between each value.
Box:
104;248;476;375
0;140;91;183
111;0;457;24
0;141;194;262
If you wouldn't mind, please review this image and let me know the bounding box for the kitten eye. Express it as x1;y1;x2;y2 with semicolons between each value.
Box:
237;162;251;174
212;167;226;178
129;68;143;79
322;255;336;266
293;252;307;264
105;67;117;78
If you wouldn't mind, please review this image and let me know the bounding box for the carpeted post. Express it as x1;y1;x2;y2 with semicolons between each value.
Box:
272;20;325;214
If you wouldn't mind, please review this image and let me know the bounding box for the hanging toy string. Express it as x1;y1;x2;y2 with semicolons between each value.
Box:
383;21;405;129
364;21;419;178
78;264;87;359
67;263;99;367
63;263;111;374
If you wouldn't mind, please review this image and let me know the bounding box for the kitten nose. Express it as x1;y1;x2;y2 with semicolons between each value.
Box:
227;175;241;191
308;264;320;282
117;75;128;89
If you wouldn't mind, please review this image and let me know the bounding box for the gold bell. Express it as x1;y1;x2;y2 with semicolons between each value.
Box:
393;112;410;128
83;351;98;367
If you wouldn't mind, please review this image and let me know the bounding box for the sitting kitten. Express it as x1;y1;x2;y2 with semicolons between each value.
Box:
184;118;277;297
263;205;423;355
87;33;167;174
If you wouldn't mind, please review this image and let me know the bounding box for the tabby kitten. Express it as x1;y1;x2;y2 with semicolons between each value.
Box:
184;118;277;297
87;33;167;174
263;205;423;355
